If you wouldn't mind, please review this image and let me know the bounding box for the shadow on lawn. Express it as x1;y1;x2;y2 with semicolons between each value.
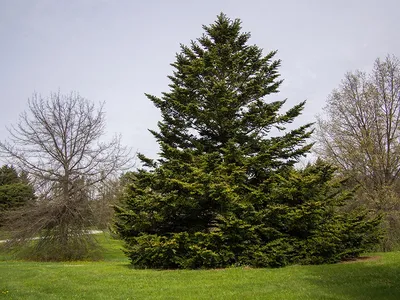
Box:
305;257;400;300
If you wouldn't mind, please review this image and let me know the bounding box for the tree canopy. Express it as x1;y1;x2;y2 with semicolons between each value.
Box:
315;55;400;250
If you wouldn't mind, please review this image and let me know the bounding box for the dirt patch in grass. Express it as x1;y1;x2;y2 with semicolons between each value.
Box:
340;256;381;264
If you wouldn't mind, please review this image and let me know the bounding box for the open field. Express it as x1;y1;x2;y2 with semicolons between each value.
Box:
1;233;399;299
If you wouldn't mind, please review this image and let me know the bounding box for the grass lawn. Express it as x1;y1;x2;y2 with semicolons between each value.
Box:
1;233;399;299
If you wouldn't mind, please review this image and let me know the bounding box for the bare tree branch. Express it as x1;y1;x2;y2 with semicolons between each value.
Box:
0;91;133;260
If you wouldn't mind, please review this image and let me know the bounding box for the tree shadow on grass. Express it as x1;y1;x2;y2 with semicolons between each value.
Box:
305;257;400;300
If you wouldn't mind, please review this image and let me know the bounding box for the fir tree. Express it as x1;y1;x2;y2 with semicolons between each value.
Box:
115;14;381;268
0;165;34;225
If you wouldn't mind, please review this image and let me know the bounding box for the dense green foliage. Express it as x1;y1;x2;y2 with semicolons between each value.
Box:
0;165;34;225
115;14;382;269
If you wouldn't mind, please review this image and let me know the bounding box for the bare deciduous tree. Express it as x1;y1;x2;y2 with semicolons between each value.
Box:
0;92;131;260
315;55;400;249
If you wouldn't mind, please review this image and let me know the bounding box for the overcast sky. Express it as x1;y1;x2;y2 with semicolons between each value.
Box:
1;0;399;161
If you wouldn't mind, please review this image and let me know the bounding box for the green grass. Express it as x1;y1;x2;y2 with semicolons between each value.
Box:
1;233;399;299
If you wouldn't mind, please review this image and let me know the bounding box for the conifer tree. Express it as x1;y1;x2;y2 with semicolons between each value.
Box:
115;14;381;268
0;165;34;225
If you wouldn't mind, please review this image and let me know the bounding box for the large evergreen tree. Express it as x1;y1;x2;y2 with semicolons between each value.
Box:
115;14;381;268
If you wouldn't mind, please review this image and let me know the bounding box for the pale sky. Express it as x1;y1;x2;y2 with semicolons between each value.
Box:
1;0;399;161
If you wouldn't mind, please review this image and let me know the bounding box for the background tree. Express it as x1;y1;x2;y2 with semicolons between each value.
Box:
315;55;400;250
0;165;34;226
91;177;124;230
115;14;381;269
0;92;131;260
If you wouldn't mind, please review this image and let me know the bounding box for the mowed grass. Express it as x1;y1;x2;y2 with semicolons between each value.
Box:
1;234;399;300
